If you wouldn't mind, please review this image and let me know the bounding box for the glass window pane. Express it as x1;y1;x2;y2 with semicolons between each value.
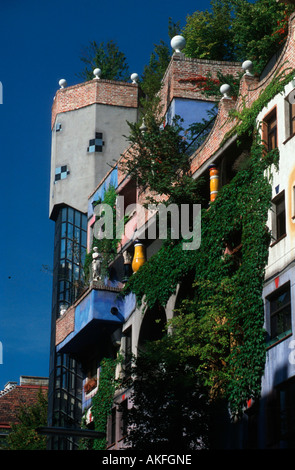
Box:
62;208;67;222
74;211;81;227
74;226;80;243
82;215;87;231
61;222;67;238
60;239;66;258
68;223;73;240
81;230;87;247
73;264;80;280
68;208;74;224
269;284;291;340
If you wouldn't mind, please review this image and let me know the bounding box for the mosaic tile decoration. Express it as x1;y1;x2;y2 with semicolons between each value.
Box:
55;165;70;182
87;132;104;153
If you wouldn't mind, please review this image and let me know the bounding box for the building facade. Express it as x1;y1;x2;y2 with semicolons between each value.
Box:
50;11;295;449
48;76;140;449
0;376;48;448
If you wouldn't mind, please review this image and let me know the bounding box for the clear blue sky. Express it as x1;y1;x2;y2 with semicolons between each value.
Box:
0;0;210;390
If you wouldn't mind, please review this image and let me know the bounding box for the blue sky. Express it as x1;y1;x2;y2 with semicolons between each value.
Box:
0;0;210;390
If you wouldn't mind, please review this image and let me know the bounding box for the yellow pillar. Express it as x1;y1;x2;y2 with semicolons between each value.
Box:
209;164;219;202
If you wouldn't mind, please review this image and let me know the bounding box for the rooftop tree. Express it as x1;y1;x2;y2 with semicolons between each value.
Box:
78;40;130;81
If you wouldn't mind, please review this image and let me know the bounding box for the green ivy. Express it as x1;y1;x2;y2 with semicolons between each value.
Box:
90;357;119;450
122;68;292;416
224;66;295;143
84;185;122;281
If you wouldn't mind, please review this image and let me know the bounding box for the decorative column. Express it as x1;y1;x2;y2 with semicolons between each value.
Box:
132;240;146;273
209;164;219;203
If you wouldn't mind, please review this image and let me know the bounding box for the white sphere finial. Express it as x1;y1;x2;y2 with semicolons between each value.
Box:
220;84;231;99
93;68;102;79
170;35;186;53
242;60;253;76
59;79;67;89
131;73;139;84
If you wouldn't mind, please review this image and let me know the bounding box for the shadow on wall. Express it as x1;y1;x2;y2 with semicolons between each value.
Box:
137;305;166;351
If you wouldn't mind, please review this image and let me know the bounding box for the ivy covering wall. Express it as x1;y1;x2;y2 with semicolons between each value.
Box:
83;65;295;446
122;68;294;417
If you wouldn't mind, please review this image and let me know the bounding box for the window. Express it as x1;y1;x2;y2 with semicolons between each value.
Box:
284;92;295;140
290;101;295;136
55;165;69;182
267;282;291;344
272;191;286;242
263;108;277;151
55;207;87;316
124;328;132;374
111;407;116;444
87;132;104;153
120;399;128;438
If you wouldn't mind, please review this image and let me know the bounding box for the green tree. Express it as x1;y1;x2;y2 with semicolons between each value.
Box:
78;40;130;81
182;0;294;75
182;0;235;60
140;18;181;99
123;337;211;451
121;99;204;206
230;0;294;75
140;40;171;98
6;389;48;450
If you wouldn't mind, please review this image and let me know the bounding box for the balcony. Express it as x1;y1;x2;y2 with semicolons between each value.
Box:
55;282;136;358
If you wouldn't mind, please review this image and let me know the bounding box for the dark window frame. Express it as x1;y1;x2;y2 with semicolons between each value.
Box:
267;281;292;346
271;190;286;244
290;101;295;137
263;107;278;151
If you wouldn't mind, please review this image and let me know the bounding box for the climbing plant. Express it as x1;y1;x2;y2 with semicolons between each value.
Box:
84;184;122;281
122;67;294;418
90;357;120;450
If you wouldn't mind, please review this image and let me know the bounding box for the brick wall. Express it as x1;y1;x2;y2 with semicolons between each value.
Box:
0;382;48;428
55;305;75;346
159;54;242;116
51;79;139;128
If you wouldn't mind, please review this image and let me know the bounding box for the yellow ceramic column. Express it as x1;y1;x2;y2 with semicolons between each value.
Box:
209;164;219;203
132;240;146;273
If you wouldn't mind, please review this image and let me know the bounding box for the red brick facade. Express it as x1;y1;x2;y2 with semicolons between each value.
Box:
0;378;48;430
159;55;242;115
51;79;140;129
55;305;75;346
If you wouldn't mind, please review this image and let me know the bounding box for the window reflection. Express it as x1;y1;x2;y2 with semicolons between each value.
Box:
55;207;87;317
